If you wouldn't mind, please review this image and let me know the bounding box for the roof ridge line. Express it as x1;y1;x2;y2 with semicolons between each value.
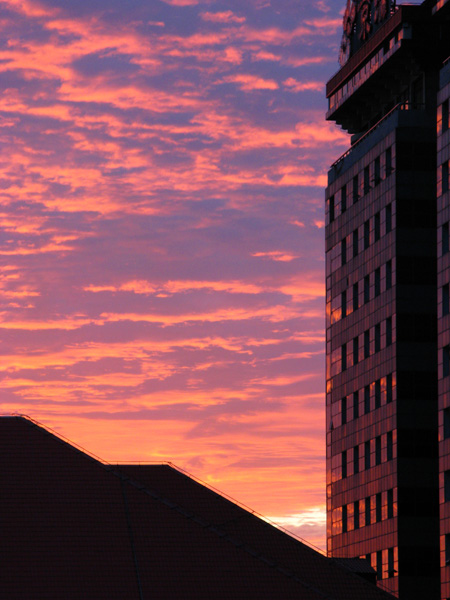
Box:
111;468;342;600
6;416;392;599
118;461;327;555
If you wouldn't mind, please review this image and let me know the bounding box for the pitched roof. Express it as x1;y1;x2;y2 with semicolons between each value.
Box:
1;416;396;600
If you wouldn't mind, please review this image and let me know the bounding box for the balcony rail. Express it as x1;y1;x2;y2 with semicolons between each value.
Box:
331;101;424;171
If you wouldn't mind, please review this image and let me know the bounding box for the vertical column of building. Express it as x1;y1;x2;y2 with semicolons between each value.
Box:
438;58;450;600
393;104;440;600
326;126;400;598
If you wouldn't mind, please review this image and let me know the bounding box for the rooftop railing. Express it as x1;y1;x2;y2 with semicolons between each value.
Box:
5;413;327;556
331;101;425;172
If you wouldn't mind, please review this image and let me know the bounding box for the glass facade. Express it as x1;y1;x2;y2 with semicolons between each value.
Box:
325;2;450;598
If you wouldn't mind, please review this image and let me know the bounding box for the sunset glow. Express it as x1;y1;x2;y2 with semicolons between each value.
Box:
0;0;349;549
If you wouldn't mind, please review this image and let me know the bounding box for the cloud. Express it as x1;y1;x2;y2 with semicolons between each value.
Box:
304;17;341;30
219;74;279;91
283;78;323;93
251;51;281;62
200;11;246;24
267;506;326;551
251;251;299;263
161;0;199;5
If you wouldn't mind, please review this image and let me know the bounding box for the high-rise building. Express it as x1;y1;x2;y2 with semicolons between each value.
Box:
325;1;450;599
438;29;450;600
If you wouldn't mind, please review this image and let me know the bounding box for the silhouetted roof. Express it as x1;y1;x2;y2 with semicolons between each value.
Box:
1;416;396;600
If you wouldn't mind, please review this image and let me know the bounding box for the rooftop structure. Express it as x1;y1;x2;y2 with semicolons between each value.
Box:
0;415;396;600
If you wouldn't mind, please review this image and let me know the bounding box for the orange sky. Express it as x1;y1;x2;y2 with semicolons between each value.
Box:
0;0;355;549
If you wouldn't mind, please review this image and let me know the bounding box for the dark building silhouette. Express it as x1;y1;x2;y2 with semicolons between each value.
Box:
325;1;450;599
438;22;450;599
0;416;396;600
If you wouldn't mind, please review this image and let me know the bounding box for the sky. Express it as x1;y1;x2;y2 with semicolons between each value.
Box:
0;0;355;550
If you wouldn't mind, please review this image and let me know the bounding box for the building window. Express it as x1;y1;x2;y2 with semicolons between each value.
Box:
376;550;383;580
341;185;347;213
365;440;371;470
354;501;360;530
365;497;371;526
444;284;449;317
342;450;347;479
364;275;370;304
374;380;381;409
354;444;359;474
443;161;449;194
364;220;370;249
387;489;394;519
353;336;359;366
374;156;381;185
353;229;359;258
375;268;381;297
364;330;370;359
386;373;393;403
443;99;449;132
364;385;370;414
375;436;382;466
444;346;450;378
353;282;359;311
342;504;348;533
353;391;359;420
388;547;395;578
444;223;450;255
445;534;450;565
342;290;347;319
386;317;393;347
376;493;382;522
444;407;450;439
386;260;392;290
353;175;359;203
386;203;392;233
439;99;450;134
387;431;393;461
341;396;347;425
386;147;393;176
445;470;450;502
375;323;381;353
374;212;381;241
364;165;370;194
341;237;347;266
329;195;335;223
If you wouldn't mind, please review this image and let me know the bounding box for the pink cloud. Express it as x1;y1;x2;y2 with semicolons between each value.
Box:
304;17;341;30
200;11;246;24
220;74;279;91
283;78;323;93
252;251;300;263
161;0;199;5
286;55;333;67
1;0;58;17
251;50;281;62
222;47;243;64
